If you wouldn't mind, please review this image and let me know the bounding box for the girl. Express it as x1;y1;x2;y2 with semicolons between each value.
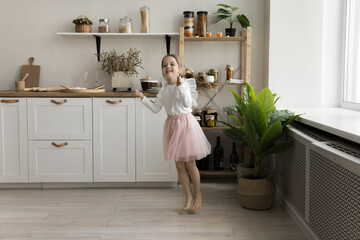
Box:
135;54;211;211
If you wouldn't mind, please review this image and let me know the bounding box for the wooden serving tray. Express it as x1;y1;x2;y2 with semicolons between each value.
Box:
61;88;106;93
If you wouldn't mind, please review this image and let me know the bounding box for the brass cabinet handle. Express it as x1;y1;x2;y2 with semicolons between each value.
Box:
51;142;68;148
106;99;122;104
51;99;67;105
1;99;19;103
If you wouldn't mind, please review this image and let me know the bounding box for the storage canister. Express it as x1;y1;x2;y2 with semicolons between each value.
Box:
209;68;218;83
119;16;133;33
140;6;150;33
98;19;110;33
203;106;217;126
197;11;207;37
183;11;194;37
226;64;234;81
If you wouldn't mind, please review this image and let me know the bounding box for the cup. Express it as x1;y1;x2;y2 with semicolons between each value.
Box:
15;81;25;91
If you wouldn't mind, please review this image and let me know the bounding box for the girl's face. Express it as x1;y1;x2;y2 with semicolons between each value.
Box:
162;56;180;84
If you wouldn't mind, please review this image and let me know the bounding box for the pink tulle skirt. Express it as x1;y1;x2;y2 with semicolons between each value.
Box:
163;113;211;162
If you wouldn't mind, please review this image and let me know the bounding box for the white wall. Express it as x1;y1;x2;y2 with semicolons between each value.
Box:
268;0;344;108
0;0;267;166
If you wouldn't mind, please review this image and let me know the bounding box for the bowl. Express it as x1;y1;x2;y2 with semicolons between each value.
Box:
140;79;158;91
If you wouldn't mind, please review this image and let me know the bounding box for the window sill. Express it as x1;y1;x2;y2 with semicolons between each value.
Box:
291;108;360;143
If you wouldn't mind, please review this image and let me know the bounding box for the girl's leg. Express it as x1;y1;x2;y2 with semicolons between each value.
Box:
185;160;202;211
175;161;194;211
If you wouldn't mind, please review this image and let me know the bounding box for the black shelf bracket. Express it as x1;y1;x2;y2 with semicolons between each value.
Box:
94;35;101;62
165;35;171;54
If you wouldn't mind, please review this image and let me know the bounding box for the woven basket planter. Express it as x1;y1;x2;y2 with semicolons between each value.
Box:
237;175;275;210
75;24;91;33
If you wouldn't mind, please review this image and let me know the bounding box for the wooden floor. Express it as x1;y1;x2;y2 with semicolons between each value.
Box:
0;179;307;240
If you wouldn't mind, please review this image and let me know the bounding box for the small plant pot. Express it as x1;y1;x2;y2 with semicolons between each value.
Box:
111;71;132;91
75;24;91;33
225;28;236;37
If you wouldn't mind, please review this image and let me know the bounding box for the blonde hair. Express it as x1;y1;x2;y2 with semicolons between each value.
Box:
161;54;184;77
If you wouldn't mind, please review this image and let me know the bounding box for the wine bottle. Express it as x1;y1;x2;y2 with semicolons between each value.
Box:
213;136;224;170
230;142;239;171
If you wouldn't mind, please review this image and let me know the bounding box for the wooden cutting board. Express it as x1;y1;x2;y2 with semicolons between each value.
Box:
21;57;40;88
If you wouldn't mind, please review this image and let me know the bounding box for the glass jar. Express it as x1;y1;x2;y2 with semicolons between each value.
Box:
140;6;150;33
226;64;234;81
119;16;133;33
183;11;194;37
203;106;217;127
197;11;207;37
193;108;202;126
198;72;206;82
205;115;215;127
209;68;218;83
98;19;110;33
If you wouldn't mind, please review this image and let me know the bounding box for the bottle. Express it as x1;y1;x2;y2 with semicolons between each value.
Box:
213;136;224;170
229;142;239;171
140;6;150;33
197;11;208;37
98;19;110;33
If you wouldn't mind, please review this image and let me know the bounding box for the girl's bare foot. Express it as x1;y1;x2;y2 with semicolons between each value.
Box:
192;193;202;211
183;196;194;211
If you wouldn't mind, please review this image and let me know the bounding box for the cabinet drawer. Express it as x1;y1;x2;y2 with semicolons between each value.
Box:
28;140;92;182
27;98;92;140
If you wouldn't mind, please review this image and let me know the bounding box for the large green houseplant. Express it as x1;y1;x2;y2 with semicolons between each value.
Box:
222;83;301;178
220;83;301;210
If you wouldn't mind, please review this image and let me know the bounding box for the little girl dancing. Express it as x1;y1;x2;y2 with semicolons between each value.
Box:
135;54;211;211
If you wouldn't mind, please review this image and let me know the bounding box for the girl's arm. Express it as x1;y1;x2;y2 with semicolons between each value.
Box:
176;77;192;108
135;89;163;113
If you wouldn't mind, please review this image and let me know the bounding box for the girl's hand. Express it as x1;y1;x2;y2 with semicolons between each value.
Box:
176;76;182;86
134;89;144;99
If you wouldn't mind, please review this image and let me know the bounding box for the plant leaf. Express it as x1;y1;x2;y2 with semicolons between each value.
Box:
246;102;267;137
263;141;293;158
256;88;275;121
215;8;231;15
237;14;250;28
215;15;230;23
259;121;283;152
242;116;261;156
229;89;246;116
217;3;232;9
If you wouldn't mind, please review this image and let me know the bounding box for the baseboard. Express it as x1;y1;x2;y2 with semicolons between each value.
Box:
0;182;178;189
276;187;319;240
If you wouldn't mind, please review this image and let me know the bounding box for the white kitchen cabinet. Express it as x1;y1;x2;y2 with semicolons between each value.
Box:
27;98;92;140
93;98;136;182
0;98;28;182
135;100;177;182
28;140;92;182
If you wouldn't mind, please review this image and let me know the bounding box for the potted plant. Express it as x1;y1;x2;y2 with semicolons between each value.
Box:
73;15;93;33
237;14;251;29
220;83;302;210
99;48;143;91
214;3;239;37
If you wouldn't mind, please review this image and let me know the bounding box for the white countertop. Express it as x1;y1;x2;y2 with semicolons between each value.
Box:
291;108;360;144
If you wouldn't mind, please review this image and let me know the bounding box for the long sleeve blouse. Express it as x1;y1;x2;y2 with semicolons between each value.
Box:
141;78;197;116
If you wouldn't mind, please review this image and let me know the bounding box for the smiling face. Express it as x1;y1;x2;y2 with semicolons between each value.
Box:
162;56;181;84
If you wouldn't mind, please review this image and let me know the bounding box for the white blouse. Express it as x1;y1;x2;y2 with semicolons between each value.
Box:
141;78;198;116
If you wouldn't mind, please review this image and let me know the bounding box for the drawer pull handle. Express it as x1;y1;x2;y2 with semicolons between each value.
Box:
1;99;19;103
106;100;121;104
51;142;68;148
51;99;67;105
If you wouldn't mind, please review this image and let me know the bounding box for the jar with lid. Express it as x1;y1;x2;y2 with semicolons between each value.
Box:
119;16;133;33
209;68;218;83
197;11;207;37
98;19;110;33
225;64;234;82
140;6;150;33
183;11;194;37
197;72;206;82
203;106;217;127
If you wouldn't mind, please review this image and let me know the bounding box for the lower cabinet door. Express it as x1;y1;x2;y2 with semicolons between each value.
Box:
28;141;92;182
93;98;136;182
135;100;177;182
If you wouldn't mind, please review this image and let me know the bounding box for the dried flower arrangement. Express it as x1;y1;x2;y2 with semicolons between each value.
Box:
99;48;143;76
73;15;93;25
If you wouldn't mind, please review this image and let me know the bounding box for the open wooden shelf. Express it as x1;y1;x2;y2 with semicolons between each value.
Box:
199;169;236;177
184;36;245;41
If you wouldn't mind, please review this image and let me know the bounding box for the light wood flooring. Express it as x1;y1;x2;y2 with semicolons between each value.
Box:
0;179;307;240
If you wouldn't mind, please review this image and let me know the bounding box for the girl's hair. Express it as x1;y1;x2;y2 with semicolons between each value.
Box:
161;54;184;77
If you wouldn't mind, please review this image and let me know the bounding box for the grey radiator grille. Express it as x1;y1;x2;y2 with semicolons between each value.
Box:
326;142;360;158
262;155;273;175
291;123;327;142
309;150;360;240
275;136;306;217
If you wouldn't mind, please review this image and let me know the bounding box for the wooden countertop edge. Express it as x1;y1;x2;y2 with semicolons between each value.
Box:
0;91;158;98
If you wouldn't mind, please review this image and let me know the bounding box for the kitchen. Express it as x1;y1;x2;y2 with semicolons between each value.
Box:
0;0;359;239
